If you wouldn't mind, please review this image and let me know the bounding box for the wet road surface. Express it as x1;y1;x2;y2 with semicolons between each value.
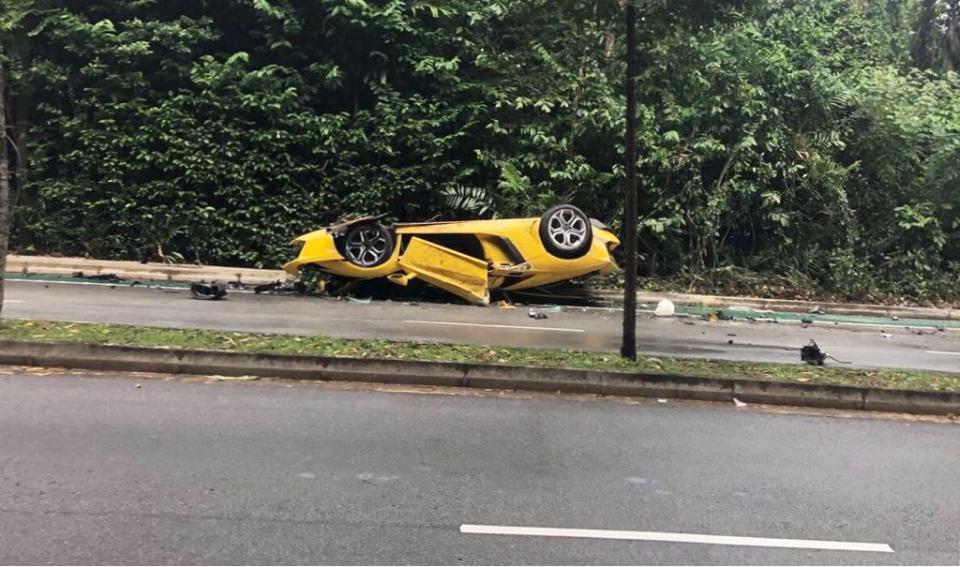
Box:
1;369;958;565
5;279;960;373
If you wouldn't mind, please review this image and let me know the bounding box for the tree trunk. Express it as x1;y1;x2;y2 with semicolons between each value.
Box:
12;29;30;220
0;42;11;319
912;0;937;69
947;0;960;71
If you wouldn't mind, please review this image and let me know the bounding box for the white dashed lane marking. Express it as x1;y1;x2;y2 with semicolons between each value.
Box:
460;524;894;553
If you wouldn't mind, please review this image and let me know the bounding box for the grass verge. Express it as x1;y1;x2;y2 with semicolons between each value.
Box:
2;319;959;393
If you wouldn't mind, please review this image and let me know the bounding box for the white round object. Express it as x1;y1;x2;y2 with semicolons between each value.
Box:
654;299;675;317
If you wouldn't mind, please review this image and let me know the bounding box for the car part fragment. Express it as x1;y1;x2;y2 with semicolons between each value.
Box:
800;340;850;365
801;341;827;365
190;282;228;300
397;237;490;305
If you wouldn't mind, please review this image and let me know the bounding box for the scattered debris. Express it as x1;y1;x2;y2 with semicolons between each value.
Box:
891;315;900;321
881;333;893;339
494;300;514;309
254;281;282;294
528;308;548;320
727;339;734;345
254;280;307;295
72;271;121;283
800;317;814;325
135;383;142;389
346;296;372;304
727;333;737;337
657;398;668;403
190;282;228;300
733;397;747;408
809;305;826;315
704;310;734;322
654;299;675;317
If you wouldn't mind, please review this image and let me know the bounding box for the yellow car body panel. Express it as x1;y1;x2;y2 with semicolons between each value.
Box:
283;214;620;304
398;237;491;304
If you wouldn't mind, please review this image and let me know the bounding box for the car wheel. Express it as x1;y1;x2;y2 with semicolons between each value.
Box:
539;204;593;259
340;223;395;268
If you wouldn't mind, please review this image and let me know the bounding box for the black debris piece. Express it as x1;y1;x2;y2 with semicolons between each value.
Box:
254;281;281;294
800;340;827;366
190;282;228;300
801;340;851;365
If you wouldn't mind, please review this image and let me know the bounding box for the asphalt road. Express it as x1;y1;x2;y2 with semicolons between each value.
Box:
5;279;960;373
1;369;958;565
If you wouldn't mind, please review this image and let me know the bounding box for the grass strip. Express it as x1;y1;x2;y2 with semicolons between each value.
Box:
2;318;959;393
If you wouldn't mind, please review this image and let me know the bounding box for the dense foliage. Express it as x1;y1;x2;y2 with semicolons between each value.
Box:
2;0;960;302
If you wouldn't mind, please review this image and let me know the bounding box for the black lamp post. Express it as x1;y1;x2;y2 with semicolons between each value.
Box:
621;0;638;359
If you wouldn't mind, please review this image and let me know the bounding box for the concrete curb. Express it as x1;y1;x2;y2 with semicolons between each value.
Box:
1;340;957;416
6;255;286;286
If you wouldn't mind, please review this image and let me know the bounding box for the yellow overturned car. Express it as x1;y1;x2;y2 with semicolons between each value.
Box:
284;204;620;305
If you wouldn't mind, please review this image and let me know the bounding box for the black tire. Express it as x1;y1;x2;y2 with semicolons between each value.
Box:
338;223;395;268
538;204;593;259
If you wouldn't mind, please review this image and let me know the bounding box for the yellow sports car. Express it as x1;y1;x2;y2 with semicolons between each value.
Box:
283;204;620;305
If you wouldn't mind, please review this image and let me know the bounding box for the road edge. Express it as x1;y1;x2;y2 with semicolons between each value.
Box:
1;340;957;415
9;253;958;320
